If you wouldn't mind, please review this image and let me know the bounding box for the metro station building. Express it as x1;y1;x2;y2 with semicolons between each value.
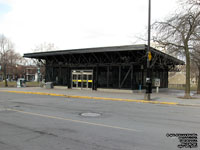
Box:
24;44;184;90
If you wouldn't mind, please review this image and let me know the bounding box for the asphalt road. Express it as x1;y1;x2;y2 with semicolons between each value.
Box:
0;92;199;150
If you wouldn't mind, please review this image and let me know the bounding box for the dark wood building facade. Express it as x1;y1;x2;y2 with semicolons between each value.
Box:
24;45;184;90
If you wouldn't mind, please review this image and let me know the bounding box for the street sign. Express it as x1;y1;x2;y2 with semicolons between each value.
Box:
154;78;160;87
148;51;152;61
154;78;160;93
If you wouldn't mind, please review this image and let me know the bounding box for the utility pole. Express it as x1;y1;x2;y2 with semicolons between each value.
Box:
145;0;152;100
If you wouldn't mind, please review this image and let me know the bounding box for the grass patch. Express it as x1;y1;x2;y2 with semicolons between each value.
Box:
26;82;39;87
0;81;40;87
0;81;16;87
169;87;197;91
168;84;197;91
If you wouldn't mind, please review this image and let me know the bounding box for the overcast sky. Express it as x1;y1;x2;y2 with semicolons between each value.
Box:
0;0;179;54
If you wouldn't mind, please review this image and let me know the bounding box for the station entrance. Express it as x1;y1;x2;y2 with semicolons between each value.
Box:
71;70;93;89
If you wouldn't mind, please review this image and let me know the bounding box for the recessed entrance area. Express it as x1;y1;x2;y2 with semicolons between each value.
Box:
72;70;93;89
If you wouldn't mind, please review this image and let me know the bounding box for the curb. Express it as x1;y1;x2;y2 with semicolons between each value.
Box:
0;90;198;106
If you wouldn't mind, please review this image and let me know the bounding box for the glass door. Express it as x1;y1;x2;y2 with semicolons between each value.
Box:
88;74;93;88
77;74;82;88
71;70;93;89
82;74;87;88
72;73;78;88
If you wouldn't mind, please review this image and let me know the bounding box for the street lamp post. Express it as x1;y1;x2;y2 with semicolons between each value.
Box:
145;0;152;100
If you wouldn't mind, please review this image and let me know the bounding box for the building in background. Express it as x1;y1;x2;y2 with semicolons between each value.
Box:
0;65;44;82
169;71;197;86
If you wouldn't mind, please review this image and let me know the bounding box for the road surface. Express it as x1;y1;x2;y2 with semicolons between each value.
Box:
0;92;199;150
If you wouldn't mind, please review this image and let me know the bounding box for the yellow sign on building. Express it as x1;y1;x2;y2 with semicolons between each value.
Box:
148;51;152;61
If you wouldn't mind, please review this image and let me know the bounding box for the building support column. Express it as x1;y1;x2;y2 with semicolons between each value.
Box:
52;67;54;81
92;66;98;90
67;67;71;89
166;69;168;88
119;65;121;89
96;65;99;90
107;66;109;88
59;66;61;85
142;70;144;88
131;65;133;90
92;68;95;90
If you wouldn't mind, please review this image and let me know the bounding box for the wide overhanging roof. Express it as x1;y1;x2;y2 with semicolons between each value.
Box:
23;44;184;65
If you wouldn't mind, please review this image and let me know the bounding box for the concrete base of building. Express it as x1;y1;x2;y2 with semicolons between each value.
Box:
54;86;68;90
97;88;134;94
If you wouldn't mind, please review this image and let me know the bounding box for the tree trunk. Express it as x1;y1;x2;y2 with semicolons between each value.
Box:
197;67;200;94
3;64;8;87
184;48;191;98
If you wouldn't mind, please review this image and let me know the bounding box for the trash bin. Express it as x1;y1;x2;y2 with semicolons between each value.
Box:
45;82;53;89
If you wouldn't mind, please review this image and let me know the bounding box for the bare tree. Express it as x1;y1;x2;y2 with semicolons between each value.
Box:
191;44;200;94
32;42;57;67
33;42;57;52
179;0;200;7
0;35;23;86
7;49;22;66
187;0;200;5
31;42;57;82
0;35;15;86
153;6;200;98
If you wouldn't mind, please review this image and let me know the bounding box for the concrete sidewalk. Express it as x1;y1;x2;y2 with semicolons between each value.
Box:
0;87;200;106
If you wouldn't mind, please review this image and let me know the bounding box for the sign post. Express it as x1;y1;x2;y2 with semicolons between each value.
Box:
154;78;160;93
145;0;152;100
37;68;40;84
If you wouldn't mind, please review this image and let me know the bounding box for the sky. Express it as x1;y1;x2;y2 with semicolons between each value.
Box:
0;0;179;55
